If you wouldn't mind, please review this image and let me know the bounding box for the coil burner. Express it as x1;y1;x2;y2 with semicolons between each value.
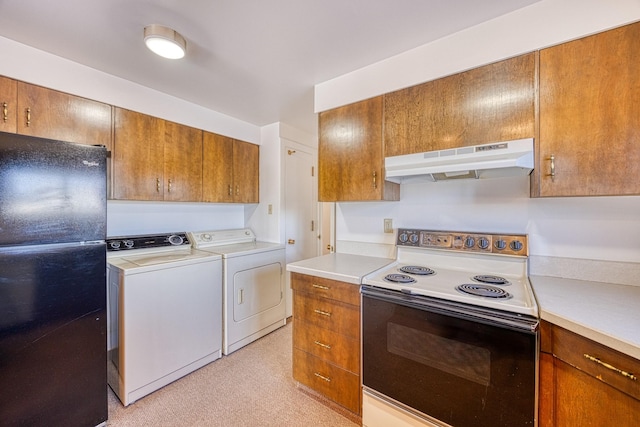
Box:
456;283;512;299
384;273;416;284
399;265;435;276
472;275;511;286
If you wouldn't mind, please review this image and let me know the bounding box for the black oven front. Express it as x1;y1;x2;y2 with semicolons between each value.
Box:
362;285;539;427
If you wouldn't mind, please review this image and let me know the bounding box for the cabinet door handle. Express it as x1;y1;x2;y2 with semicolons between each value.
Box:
314;340;332;350
312;284;330;290
235;185;239;196
584;354;637;381
168;178;172;193
313;309;331;317
314;372;331;382
156;178;161;193
25;107;31;127
548;154;555;182
2;102;7;122
372;171;377;189
228;184;232;196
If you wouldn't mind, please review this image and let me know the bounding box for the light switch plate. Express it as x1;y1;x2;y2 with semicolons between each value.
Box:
384;218;393;233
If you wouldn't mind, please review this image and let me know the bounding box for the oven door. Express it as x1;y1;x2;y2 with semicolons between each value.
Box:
362;285;538;427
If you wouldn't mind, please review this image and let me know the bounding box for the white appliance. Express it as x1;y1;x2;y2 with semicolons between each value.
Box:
385;138;534;182
361;229;539;427
188;229;287;355
106;232;223;406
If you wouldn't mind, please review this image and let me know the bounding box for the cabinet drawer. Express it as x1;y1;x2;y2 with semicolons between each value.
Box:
547;322;640;400
293;348;361;414
293;291;360;340
293;319;359;374
291;272;360;306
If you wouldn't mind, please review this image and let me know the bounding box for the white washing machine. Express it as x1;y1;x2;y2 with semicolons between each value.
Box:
188;229;286;355
106;232;222;406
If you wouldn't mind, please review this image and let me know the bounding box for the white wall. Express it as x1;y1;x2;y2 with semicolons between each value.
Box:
320;0;640;264
315;0;640;112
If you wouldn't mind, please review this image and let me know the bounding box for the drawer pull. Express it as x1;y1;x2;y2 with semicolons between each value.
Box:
314;372;331;382
583;354;637;381
314;340;332;350
312;284;330;290
313;309;331;317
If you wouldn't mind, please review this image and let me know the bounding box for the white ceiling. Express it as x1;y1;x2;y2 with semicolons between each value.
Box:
0;0;540;134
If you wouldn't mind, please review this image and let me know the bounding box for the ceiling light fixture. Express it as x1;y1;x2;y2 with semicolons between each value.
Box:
144;24;186;59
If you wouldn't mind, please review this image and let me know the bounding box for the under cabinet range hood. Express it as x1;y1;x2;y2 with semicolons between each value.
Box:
385;138;534;182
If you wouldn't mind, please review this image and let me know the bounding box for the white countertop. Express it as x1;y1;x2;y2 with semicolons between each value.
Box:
531;275;640;360
286;253;394;285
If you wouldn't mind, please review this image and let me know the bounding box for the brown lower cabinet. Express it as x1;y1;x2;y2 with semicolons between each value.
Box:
539;321;640;426
291;272;361;415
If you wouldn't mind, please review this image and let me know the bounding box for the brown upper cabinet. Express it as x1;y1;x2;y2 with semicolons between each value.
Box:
534;21;640;197
113;108;203;202
0;79;112;149
318;96;399;202
202;132;259;203
0;76;17;133
384;53;536;157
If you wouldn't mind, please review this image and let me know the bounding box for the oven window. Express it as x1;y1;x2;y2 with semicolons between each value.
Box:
363;294;537;427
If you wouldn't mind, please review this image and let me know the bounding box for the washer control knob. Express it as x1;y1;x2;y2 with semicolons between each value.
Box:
464;237;475;248
478;237;490;250
202;233;212;241
510;240;524;252
409;233;419;244
168;235;184;245
494;239;507;250
123;240;134;248
398;232;409;243
109;241;121;249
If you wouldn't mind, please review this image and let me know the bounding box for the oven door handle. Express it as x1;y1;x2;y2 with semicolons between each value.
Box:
361;285;539;333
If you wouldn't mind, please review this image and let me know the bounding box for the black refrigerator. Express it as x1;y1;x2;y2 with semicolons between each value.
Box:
0;131;108;426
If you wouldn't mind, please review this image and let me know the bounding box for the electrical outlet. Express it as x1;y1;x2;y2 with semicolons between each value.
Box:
384;218;393;233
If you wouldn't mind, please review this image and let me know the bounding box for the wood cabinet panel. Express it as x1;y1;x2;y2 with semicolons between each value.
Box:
293;319;359;374
291;273;361;415
293;348;361;414
164;121;202;202
539;321;640;427
290;272;360;306
16;82;112;149
384;53;535;157
233;139;259;203
203;132;234;202
535;21;640;196
202;132;259;203
293;292;359;340
113;108;164;201
0;76;17;133
318;96;399;202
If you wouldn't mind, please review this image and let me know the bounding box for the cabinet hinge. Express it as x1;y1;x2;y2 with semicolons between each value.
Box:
311;166;314;177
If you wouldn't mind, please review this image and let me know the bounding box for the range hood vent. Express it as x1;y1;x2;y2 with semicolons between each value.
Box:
385;138;534;183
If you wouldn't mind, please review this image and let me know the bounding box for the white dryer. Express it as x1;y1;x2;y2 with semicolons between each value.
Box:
106;232;222;406
188;229;286;355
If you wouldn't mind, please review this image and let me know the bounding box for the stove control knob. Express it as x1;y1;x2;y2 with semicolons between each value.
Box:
109;241;121;249
464;237;475;248
202;233;212;241
494;239;507;250
510;240;523;252
123;240;134;248
168;234;184;245
398;232;409;243
478;237;490;250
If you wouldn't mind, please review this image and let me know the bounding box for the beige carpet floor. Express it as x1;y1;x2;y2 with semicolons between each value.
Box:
107;321;360;426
